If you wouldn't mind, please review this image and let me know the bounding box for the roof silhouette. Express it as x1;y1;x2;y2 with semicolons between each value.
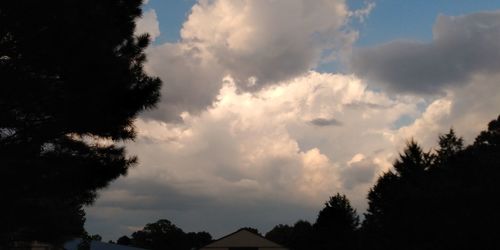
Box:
200;229;287;249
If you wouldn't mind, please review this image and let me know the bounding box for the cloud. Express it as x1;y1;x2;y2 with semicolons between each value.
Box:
86;192;317;240
88;72;423;240
349;1;375;23
309;117;342;127
135;9;160;41
397;72;500;148
142;42;225;122
352;10;500;94
87;70;500;240
340;154;377;190
142;0;362;122
181;0;355;91
88;2;500;243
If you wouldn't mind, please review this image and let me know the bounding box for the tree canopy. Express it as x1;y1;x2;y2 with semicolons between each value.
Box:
362;115;500;249
265;224;293;247
265;195;359;250
265;115;500;250
116;219;212;250
314;193;359;250
0;0;160;246
114;118;500;250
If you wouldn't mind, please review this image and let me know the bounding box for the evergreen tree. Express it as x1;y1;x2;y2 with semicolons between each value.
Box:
314;193;359;250
362;115;500;249
289;220;314;250
0;0;161;246
265;224;293;248
434;128;464;166
362;141;432;250
393;140;431;178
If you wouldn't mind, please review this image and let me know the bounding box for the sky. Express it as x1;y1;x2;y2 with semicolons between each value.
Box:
86;0;500;241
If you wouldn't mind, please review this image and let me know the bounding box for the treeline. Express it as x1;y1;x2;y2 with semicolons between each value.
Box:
115;115;500;250
360;114;500;250
113;219;212;250
265;193;358;250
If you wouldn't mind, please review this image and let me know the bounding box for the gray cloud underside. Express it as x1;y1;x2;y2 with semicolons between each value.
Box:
340;158;376;190
139;0;357;122
344;101;394;110
309;117;343;127
86;179;319;240
92;2;500;243
352;11;500;94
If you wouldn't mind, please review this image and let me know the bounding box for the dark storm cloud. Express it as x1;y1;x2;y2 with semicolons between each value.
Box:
344;101;394;110
87;179;319;240
309;117;343;127
352;11;500;94
140;43;225;123
340;158;377;190
95;180;213;211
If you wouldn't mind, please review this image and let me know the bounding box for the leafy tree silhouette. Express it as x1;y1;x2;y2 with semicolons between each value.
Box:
186;231;212;250
362;115;500;249
289;220;314;250
265;224;293;248
118;219;212;250
362;140;446;250
0;0;161;246
314;193;359;250
264;116;500;250
266;221;313;250
435;128;464;165
116;235;132;246
131;219;188;250
266;194;359;250
393;139;432;178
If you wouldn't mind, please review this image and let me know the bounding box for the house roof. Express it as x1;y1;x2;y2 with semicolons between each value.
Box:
200;229;287;249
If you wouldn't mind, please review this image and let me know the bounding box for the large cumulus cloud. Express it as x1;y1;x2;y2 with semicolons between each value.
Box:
87;72;421;240
396;72;500;148
135;9;160;41
87;69;500;240
181;0;355;90
142;0;361;122
87;2;500;242
352;10;500;94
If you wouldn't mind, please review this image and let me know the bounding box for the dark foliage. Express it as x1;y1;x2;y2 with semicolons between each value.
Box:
362;115;500;249
265;221;314;250
313;193;359;250
186;231;213;250
130;219;187;250
117;219;212;250
288;220;314;250
116;236;131;246
90;234;102;242
265;224;293;247
112;115;500;250
361;141;432;250
0;0;161;246
264;115;500;250
265;193;359;250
